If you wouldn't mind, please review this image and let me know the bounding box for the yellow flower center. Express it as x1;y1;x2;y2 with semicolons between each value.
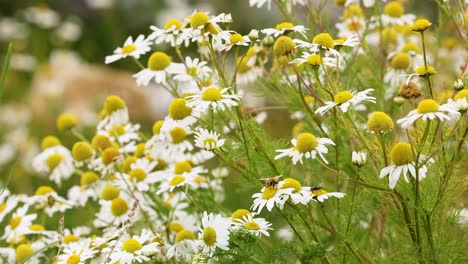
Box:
168;98;192;120
312;33;334;49
412;19;431;32
175;229;196;243
384;1;404;18
229;33;244;44
390;142;415;165
190;12;210;28
202;227;217;246
401;42;420;53
46;153;63;171
35;185;55;196
147;51;171;71
344;4;363;18
104;95;126;114
169;222;184;233
334;91;353;104
454;89;468;101
295;133;318;153
367;111;394;133
232;209;251;220
29;224;45;231
415;65;437;75
72;141;93;161
121;238;142;253
63;234;80;244
280;178;302;192
201;87;223;101
122;156;137;173
170;127;187;144
164;19;183;30
0;203;6;213
57;113;78;131
121;44;136;54
417;99;439;114
10;216;22;229
15;244;34;263
381;28;398;46
347;21;362;31
80;171;99;186
311;189;328;196
273;36;296;57
169;175;185;186
91;134;112;151
306;54;322;66
40;136;61;150
152;120;164;135
261;186;278;199
275;21;294;30
390;53;411;70
244;221;260;230
100;185;120;201
111;197;129;216
174;161;192;174
66;253;81;264
109;125;126;137
186;66;198;76
101;147;120;165
129;168;147;182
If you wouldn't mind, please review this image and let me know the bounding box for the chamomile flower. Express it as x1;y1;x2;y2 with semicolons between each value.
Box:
397;99;460;129
133;51;184;86
99;95;130;127
25;186;72;217
149;18;190;47
198;212;232;256
379;142;433;189
2;206;37;243
105;35;151;64
174;57;212;83
449;89;468;112
32;145;74;185
157;173;195;194
97;122;141;146
56;239;97;264
336;17;366;37
261;22;307;37
275;133;335;165
194;129;225;150
384;52;413;87
315;89;376;116
277;177;308;204
290;51;337;68
380;1;415;26
219;32;251;52
0;190;19;221
104;229;159;264
301;186;346;203
186;87;240;112
233;215;272;237
167;229;199;262
352;151;367;167
294;33;360;58
251;185;293;213
159;121;194;155
116;158;159;192
94;195;135;228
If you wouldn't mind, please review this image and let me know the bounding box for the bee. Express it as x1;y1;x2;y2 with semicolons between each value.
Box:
259;175;282;187
310;184;323;191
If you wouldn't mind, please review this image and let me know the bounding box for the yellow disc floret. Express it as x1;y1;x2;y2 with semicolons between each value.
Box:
164;19;183;30
121;238;142;253
454;89;468;101
16;244;35;263
201;87;222;101
334;91;353;104
244;221;260;230
80;171;99;186
415;65;437;75
56;113;78;132
129;168;147;182
412;18;431;32
313;33;334;49
276;22;294;30
100;185;120;201
306;54;322;66
174;161;192;174
273;36;296;57
202;227;217;246
63;234;80;244
390;142;415;165
104;95;126;114
280;178;302;192
168;98;192;120
121;44;136;54
190;12;210;28
35;186;55;196
41;136;61;150
66;253;81;264
232;209;251;220
148;52;171;71
111;197;129;216
261;186;278;199
417;99;439;114
384;1;404;18
169;175;185;186
367;112;394;133
229;33;244;44
170;127;187;144
390;53;411;70
72;141;93;161
101;147;120;165
175;229;196;243
46;153;63;171
295;133;318;153
91;134;112;151
152;120;164;135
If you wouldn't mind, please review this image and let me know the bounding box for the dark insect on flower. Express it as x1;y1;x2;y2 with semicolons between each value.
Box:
47;195;56;207
310;184;324;191
259;175;282;187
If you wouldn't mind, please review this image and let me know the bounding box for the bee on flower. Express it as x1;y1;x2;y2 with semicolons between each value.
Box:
315;89;376;116
275;132;335;165
298;185;346;203
105;35;152;64
251;178;293;213
25;186;72;217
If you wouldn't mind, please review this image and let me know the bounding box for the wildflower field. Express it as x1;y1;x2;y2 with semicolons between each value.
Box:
0;0;467;263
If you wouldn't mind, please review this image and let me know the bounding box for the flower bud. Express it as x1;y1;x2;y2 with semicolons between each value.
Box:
248;29;259;41
453;79;464;91
352;151;367;167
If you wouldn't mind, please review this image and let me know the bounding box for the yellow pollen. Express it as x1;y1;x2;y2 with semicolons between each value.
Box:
63;234;80;244
168;98;192;120
129;168;147;182
101;147;120;165
121;238;142;253
40;136;61;150
261;186;278;199
280;178;302;192
390;142;415;165
367;112;394;133
334;91;353;104
203;138;216;147
313;33;334;49
10;216;22;229
91;134;112;151
390;53;411;70
169;175;185;186
80;171;99;186
121;44;136;54
229;33;244;44
175;229;196;243
190;12;210;28
295;133;318;153
72;141;93;161
201;87;223;101
46;153;63;171
275;22;294;30
16;244;34;263
164;19;183;30
29;224;45;231
417;99;439;114
202;227;217;246
273;36;296;57
66;253;81;264
174;161;192;174
170;127;187;144
147;52;171;71
306;54;322;66
35;186;55;196
244;221;260;230
100;185;120;201
384;2;404;18
111;197;129;216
